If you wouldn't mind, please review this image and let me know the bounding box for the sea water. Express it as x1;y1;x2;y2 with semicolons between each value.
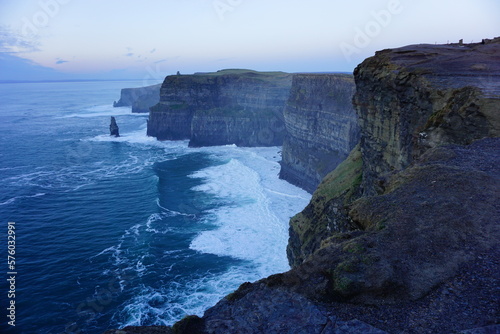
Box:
0;81;310;333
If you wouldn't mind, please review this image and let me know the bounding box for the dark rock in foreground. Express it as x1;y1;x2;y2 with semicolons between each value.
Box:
183;138;499;334
110;116;119;137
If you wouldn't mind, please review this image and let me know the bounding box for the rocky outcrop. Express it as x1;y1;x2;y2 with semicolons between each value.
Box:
109;116;119;137
287;144;363;267
279;74;360;193
194;39;499;333
353;38;500;195
113;84;161;113
104;39;500;334
287;37;500;268
147;69;292;146
169;137;498;334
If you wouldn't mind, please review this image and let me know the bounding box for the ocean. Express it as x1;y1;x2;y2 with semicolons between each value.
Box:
0;81;311;334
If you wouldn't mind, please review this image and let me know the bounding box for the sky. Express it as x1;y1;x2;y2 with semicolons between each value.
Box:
0;0;498;81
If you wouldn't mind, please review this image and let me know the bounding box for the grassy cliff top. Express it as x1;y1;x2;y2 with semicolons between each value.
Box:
162;69;293;89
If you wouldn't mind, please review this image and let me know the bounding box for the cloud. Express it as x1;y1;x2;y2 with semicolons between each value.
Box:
56;59;68;64
0;25;40;54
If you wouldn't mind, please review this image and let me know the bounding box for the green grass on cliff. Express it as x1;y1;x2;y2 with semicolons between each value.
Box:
288;145;363;266
314;144;363;202
170;69;291;85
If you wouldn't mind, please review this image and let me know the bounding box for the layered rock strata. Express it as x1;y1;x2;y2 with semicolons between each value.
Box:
288;37;500;268
147;69;292;147
104;38;500;334
279;74;360;193
200;39;499;333
353;38;500;195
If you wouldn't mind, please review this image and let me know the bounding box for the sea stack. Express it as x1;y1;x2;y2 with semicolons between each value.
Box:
109;116;120;137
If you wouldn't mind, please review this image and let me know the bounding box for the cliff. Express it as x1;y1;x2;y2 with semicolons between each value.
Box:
147;69;292;146
104;39;500;334
353;38;500;195
287;38;500;267
113;83;161;113
279;74;360;193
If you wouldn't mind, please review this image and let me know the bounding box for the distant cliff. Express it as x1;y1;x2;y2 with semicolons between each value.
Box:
113;83;161;113
147;69;292;147
279;74;359;193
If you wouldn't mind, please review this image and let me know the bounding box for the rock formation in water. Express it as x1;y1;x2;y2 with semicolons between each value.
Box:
279;74;360;193
146;69;292;147
113;83;161;113
104;38;500;334
109;116;119;137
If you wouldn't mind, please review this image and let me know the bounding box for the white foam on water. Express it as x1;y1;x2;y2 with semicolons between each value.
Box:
0;192;46;206
57;105;146;118
4;131;174;192
88;128;190;153
189;146;311;277
91;143;310;328
117;265;260;328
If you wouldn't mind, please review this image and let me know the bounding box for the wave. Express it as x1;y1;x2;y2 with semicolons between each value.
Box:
115;265;260;328
57;105;147;118
0;192;46;206
88;129;190;153
3;146;162;192
188;148;311;277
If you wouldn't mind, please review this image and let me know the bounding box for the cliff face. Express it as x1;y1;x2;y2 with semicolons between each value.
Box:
104;39;500;334
279;74;360;193
353;39;500;195
113;84;161;113
147;70;292;146
190;39;499;333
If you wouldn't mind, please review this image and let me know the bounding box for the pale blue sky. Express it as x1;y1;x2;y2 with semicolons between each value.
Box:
0;0;498;80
